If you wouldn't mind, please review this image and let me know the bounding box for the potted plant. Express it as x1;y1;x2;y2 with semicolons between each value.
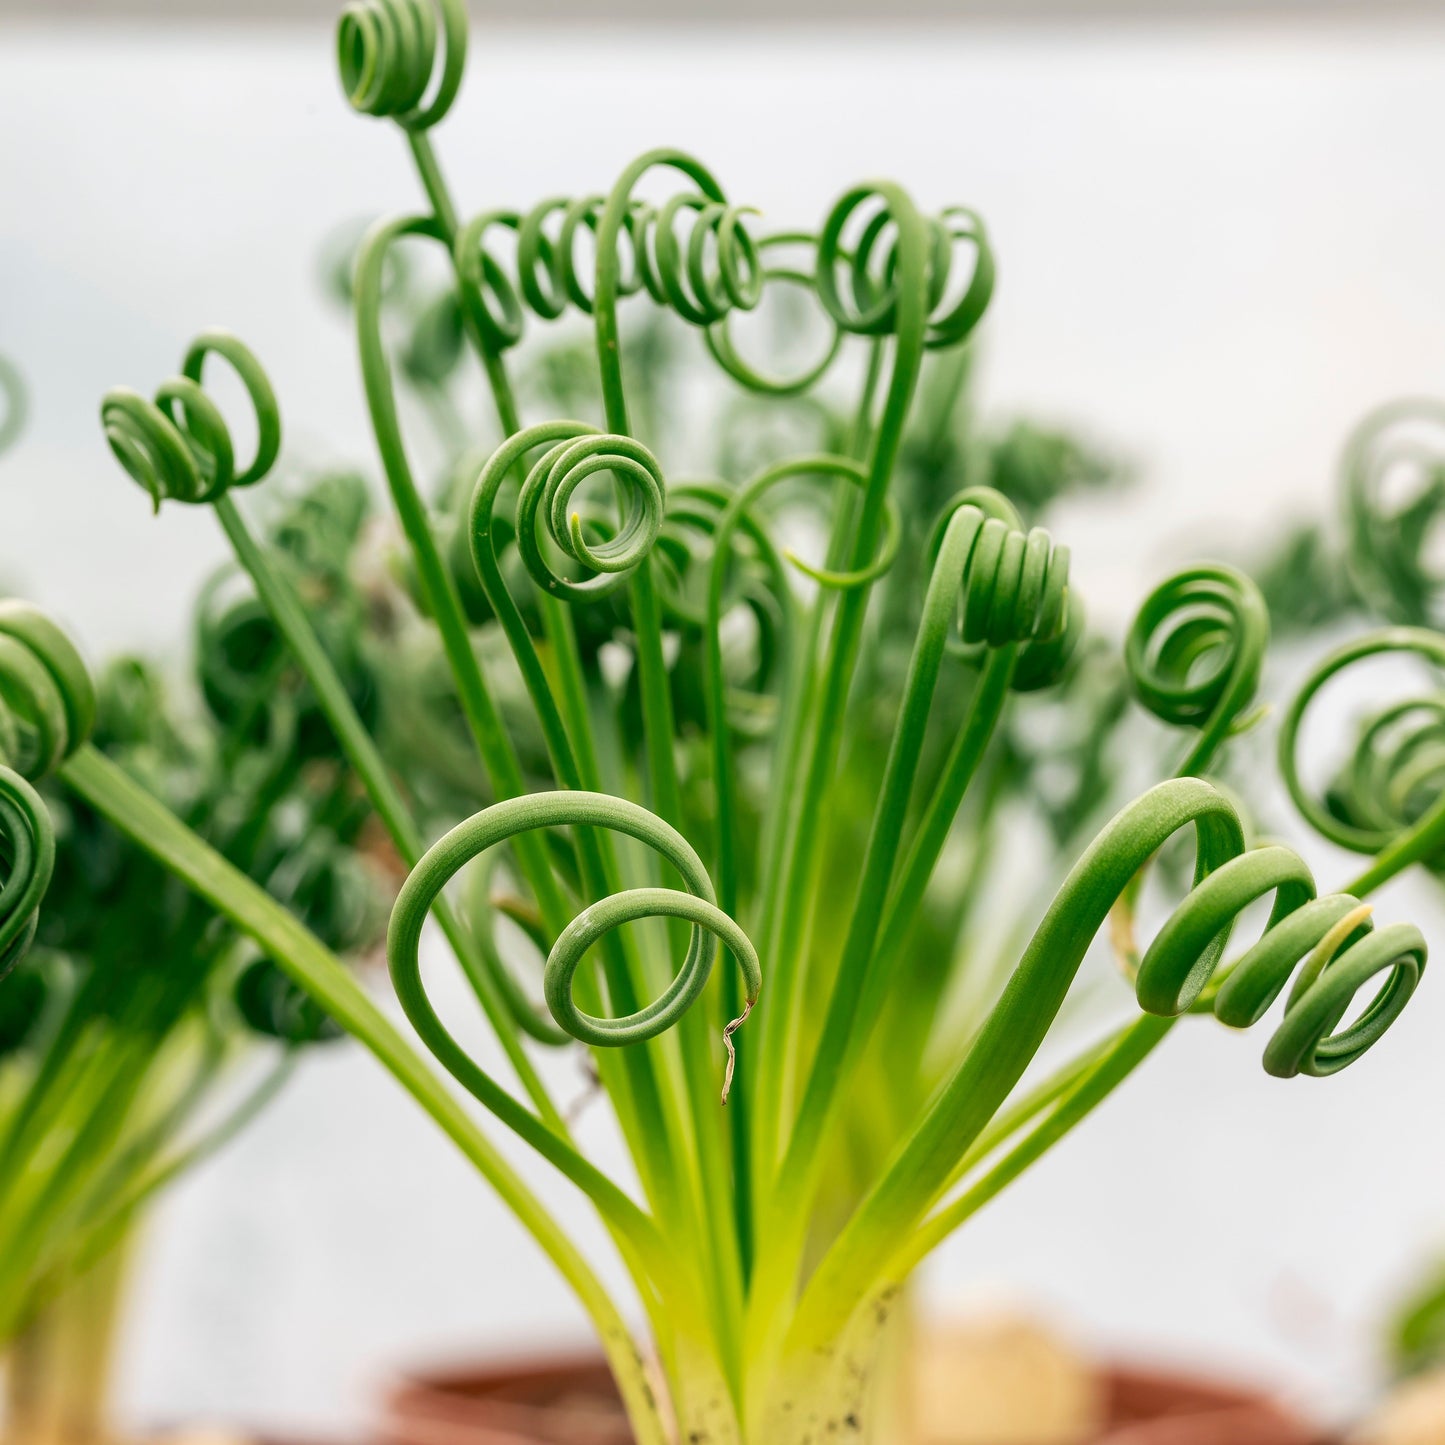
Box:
3;2;1437;1440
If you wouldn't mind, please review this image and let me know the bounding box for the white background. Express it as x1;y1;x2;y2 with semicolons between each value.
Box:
5;13;1445;1435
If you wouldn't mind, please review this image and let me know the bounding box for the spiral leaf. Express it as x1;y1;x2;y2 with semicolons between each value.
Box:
927;488;1070;657
0;766;55;981
513;432;668;603
815;187;995;350
102;331;281;511
1120;805;1425;1078
0;603;93;980
455;199;595;352
1342;399;1445;629
388;792;760;1084
1126;563;1269;777
1331;698;1445;863
1061;780;1427;1077
454;182;767;369
337;0;466;131
704;231;843;396
0;600;96;779
634;193;763;327
1281;628;1445;892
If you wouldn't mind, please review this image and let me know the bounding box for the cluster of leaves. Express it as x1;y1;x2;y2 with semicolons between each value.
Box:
2;8;1437;1444
350;218;1140;1207
1247;403;1445;1378
0;472;386;1347
2;242;1126;1381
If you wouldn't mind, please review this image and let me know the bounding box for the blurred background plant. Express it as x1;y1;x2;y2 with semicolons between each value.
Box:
0;445;390;1445
1244;402;1445;1400
1209;395;1445;1437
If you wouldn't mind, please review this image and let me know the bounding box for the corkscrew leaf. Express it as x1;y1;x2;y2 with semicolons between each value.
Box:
101;331;280;510
815;188;995;349
0;601;96;777
0;354;28;458
1281;626;1445;894
337;0;466;132
704;232;843;396
0;767;55;981
515;433;667;602
388;791;759;1066
1126;563;1269;777
1343;400;1445;630
0;603;92;982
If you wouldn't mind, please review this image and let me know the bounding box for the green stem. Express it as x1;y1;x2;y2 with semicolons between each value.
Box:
748;341;883;1213
758;294;927;1176
402;134;726;1412
590;149;749;1372
213;494;569;1114
787;781;1240;1348
355;217;572;941
407;131;526;438
4;1229;132;1445
30;1049;298;1310
401;146;702;1248
891;1016;1173;1281
0;1030;150;1338
56;742;668;1439
874;650;1016;965
739;206;930;1352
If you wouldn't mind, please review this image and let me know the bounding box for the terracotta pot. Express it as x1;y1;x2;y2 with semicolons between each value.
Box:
1096;1364;1332;1445
378;1355;630;1445
376;1354;1332;1445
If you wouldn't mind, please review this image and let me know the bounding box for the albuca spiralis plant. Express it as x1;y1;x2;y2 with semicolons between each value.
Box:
0;464;389;1444
1244;401;1445;1381
3;3;1440;1441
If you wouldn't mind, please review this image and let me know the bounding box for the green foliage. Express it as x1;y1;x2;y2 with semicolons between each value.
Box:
1;5;1438;1440
0;467;390;1346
